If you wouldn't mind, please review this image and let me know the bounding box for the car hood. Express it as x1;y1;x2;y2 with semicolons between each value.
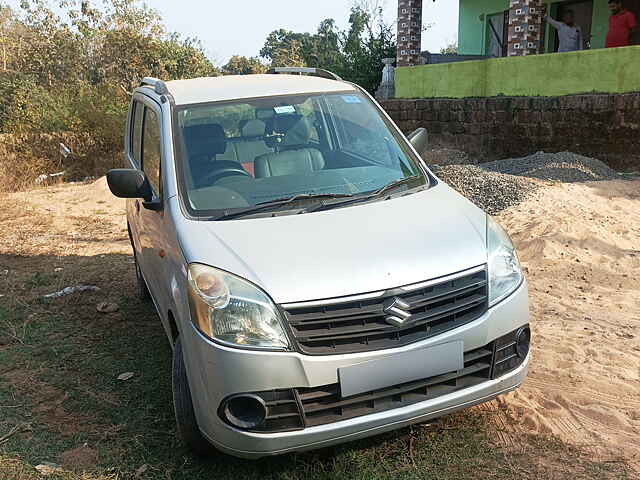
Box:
177;183;488;304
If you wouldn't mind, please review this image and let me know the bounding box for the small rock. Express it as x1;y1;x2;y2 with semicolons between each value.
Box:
43;285;100;299
117;372;135;381
34;462;63;475
135;464;149;477
96;302;119;313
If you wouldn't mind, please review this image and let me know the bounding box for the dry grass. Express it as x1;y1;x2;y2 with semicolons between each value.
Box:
0;133;120;193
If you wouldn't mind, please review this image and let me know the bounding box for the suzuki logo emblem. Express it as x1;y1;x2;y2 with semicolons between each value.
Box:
383;297;412;326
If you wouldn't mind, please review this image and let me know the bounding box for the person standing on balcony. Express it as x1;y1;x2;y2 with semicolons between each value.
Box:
606;0;638;48
545;10;583;52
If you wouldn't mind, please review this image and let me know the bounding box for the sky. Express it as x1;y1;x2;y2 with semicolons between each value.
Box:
4;0;459;66
149;0;460;65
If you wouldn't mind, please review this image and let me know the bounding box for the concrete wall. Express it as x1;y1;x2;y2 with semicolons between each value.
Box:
458;0;611;55
396;46;640;98
380;92;640;170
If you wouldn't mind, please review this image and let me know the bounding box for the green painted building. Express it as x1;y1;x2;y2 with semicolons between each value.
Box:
458;0;639;56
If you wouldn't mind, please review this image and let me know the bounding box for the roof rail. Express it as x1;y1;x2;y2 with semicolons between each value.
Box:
267;67;342;81
140;77;169;95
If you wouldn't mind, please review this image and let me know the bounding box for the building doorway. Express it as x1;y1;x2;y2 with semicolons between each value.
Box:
486;10;509;57
552;0;593;50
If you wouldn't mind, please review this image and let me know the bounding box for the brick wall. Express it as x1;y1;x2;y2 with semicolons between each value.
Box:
380;93;640;170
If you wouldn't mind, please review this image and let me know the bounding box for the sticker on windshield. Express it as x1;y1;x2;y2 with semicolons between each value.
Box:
341;95;362;104
274;105;296;114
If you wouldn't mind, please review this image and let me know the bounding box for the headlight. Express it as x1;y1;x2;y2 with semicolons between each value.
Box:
187;264;290;350
487;216;523;306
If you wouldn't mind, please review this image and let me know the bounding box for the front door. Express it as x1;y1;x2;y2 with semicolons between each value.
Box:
554;0;594;50
486;11;509;57
137;99;171;316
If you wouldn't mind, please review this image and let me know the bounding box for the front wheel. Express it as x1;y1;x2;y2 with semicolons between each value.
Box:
172;338;214;456
134;254;151;302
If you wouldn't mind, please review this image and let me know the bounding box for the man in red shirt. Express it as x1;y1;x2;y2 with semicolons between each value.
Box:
606;0;638;48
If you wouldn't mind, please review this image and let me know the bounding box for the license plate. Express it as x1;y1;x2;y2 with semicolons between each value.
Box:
338;341;464;398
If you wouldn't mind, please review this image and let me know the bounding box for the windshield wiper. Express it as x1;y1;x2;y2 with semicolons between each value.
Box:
371;175;421;197
255;192;353;206
215;193;353;220
305;176;422;214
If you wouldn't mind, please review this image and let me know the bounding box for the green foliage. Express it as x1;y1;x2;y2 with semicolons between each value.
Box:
222;55;267;75
0;0;221;187
259;5;396;94
440;42;459;55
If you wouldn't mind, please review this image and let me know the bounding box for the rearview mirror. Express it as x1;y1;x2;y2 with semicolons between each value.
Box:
407;128;428;156
107;169;152;201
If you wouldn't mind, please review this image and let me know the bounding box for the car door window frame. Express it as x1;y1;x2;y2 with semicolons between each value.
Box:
133;93;165;209
126;99;144;169
141;106;162;197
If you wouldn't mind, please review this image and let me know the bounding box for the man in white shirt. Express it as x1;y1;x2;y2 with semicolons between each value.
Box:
546;10;584;52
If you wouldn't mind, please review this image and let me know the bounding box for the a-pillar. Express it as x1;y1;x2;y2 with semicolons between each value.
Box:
507;0;547;56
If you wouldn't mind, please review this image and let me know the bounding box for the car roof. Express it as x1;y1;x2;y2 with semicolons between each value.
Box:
162;74;357;106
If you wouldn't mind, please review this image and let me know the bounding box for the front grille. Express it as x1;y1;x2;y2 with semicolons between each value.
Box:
282;267;488;355
227;327;529;433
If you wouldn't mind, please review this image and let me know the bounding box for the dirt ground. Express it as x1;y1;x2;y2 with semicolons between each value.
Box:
1;176;639;477
495;179;640;468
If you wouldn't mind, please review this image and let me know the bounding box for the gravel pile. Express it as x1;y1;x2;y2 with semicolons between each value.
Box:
481;151;620;183
422;148;476;166
431;164;539;215
431;151;620;214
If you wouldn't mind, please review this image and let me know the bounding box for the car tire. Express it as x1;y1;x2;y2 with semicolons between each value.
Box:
134;255;151;302
172;337;214;456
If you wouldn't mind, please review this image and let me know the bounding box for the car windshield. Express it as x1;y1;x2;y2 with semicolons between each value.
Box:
174;91;428;217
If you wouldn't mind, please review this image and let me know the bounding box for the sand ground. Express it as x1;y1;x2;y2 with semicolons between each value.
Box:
493;179;640;469
2;176;639;472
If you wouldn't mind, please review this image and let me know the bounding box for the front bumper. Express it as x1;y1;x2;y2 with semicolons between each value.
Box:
181;280;530;459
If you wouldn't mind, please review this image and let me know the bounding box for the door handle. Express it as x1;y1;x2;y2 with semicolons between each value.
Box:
135;200;140;213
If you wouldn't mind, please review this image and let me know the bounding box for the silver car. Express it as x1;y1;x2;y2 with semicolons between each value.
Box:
107;68;530;459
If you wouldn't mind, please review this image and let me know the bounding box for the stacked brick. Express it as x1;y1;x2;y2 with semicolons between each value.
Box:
507;0;546;56
396;0;423;67
380;93;640;170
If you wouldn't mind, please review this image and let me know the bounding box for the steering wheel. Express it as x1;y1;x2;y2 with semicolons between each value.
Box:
199;165;251;186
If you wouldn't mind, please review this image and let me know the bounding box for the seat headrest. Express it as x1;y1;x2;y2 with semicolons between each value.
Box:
283;117;313;147
183;123;226;156
240;119;266;138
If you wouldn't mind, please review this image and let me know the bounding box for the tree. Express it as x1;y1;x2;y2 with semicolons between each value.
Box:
440;42;458;55
222;55;266;75
269;39;306;68
259;5;395;93
339;6;396;93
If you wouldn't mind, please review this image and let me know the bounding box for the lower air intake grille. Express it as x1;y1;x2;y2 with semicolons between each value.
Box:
223;327;529;433
297;344;493;428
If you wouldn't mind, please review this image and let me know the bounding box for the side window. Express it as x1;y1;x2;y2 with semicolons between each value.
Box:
142;107;162;194
327;95;392;166
130;101;143;166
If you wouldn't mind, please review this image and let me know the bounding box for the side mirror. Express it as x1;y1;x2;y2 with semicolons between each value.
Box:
107;169;152;202
407;128;428;156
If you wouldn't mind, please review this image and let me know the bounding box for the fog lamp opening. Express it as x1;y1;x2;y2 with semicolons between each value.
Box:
516;326;531;359
223;394;267;430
